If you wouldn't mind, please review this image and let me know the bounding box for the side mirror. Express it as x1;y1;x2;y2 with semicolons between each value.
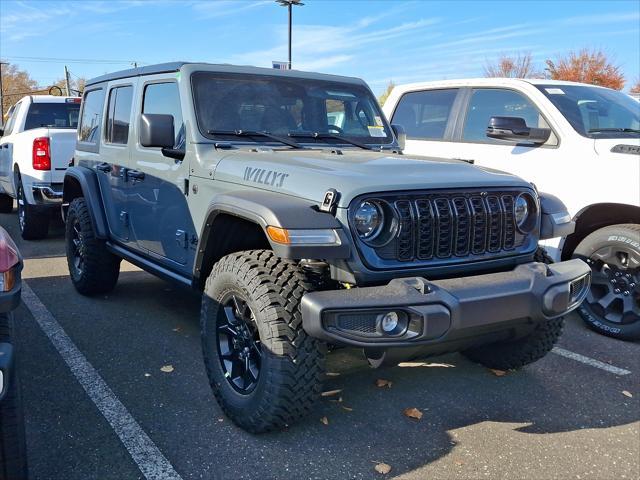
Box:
486;116;551;145
140;113;175;149
391;124;406;150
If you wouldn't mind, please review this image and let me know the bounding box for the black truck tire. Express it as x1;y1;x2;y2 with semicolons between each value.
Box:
65;197;120;295
0;194;12;214
462;317;563;370
573;224;640;341
0;313;28;480
201;250;326;433
17;180;48;240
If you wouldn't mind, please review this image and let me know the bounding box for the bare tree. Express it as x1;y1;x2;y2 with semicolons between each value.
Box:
545;49;625;90
629;79;640;94
1;62;39;117
484;53;541;78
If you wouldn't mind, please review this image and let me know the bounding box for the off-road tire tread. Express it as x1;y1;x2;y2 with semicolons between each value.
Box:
66;197;120;295
0;194;12;214
201;250;326;433
0;313;28;480
462;317;564;370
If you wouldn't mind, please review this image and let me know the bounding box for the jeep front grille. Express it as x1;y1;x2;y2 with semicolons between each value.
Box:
352;189;536;269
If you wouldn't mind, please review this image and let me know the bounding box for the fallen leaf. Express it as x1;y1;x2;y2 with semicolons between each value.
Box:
489;368;507;377
320;416;329;425
376;379;393;388
341;405;353;412
325;372;341;377
403;407;423;420
217;418;224;422
172;326;182;332
374;463;392;475
622;390;633;398
144;373;151;377
321;389;342;397
160;365;174;373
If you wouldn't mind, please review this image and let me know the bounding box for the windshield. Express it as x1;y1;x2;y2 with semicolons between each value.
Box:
191;72;393;146
24;101;80;130
536;84;640;138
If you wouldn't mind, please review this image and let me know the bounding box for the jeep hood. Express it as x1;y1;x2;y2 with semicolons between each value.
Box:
211;148;530;208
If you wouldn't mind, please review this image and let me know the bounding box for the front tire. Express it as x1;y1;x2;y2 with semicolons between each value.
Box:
17;180;48;240
573;224;640;341
462;317;564;370
0;194;12;214
65;197;120;295
0;313;28;480
201;250;326;433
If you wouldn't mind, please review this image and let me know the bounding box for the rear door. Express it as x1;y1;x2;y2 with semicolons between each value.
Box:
389;88;464;159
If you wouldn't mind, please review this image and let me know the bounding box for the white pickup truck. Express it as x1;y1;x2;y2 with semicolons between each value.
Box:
0;95;81;239
383;78;640;340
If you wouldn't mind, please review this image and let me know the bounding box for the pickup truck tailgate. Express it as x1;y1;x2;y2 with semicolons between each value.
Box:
48;129;76;183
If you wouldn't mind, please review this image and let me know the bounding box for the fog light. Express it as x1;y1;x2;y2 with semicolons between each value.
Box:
379;312;399;333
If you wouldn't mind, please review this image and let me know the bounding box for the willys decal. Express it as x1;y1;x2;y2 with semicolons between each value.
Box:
243;167;290;187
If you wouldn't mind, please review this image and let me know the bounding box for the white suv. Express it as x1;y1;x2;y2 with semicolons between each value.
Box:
383;78;639;340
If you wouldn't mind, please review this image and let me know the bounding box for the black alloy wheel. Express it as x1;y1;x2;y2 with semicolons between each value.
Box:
583;246;639;325
70;217;85;277
216;292;262;394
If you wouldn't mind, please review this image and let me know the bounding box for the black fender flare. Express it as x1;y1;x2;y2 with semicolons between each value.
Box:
62;166;109;239
193;190;351;280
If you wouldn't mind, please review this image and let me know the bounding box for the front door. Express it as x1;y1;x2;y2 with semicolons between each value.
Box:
128;79;193;269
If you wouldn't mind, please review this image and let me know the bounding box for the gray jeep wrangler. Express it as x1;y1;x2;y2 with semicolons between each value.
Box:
62;62;590;433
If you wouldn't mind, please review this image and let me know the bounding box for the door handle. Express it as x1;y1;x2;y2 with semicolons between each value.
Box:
127;170;145;181
96;162;112;172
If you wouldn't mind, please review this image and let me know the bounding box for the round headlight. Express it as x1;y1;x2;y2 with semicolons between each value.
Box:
515;194;529;227
515;193;537;232
354;201;383;239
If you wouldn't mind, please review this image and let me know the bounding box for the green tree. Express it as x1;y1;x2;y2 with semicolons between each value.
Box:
378;81;396;106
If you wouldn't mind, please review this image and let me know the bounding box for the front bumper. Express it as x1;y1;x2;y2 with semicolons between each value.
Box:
301;259;590;348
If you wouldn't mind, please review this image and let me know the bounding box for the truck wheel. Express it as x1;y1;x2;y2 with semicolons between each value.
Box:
462;317;563;370
201;250;326;433
0;313;28;480
65;197;120;295
0;194;12;214
17;180;48;240
573;224;640;341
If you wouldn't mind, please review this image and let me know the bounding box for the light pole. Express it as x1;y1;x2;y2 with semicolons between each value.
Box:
276;0;304;69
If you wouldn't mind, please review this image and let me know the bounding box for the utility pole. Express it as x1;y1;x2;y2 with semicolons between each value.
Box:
0;61;8;119
276;0;304;69
64;65;71;96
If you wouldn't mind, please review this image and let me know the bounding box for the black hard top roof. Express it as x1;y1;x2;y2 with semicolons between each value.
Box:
85;61;366;87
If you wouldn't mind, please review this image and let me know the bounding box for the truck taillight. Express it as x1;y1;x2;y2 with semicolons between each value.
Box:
32;137;51;170
0;228;19;291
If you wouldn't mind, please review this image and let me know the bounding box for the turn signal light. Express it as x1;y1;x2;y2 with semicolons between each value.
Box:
32;137;51;170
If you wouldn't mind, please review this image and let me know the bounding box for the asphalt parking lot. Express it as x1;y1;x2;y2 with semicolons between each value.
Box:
2;209;639;480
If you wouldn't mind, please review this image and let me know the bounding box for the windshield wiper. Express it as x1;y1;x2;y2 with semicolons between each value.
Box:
588;128;640;134
207;129;304;149
288;131;372;150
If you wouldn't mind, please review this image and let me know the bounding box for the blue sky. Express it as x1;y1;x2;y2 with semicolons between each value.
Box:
1;0;639;94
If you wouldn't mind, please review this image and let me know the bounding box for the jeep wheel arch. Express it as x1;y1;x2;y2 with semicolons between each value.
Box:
561;203;640;260
193;191;350;290
62;166;109;239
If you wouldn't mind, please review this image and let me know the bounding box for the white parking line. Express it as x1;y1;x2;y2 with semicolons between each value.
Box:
552;347;632;376
21;282;183;480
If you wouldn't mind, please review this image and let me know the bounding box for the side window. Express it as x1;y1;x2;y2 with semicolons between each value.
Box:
463;88;552;143
142;82;184;149
391;89;458;140
2;105;17;136
79;89;106;144
105;86;133;145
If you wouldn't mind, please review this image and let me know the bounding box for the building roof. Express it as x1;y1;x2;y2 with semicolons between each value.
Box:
86;61;366;87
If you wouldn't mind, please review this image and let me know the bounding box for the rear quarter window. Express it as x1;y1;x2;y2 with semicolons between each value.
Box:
78;89;106;144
